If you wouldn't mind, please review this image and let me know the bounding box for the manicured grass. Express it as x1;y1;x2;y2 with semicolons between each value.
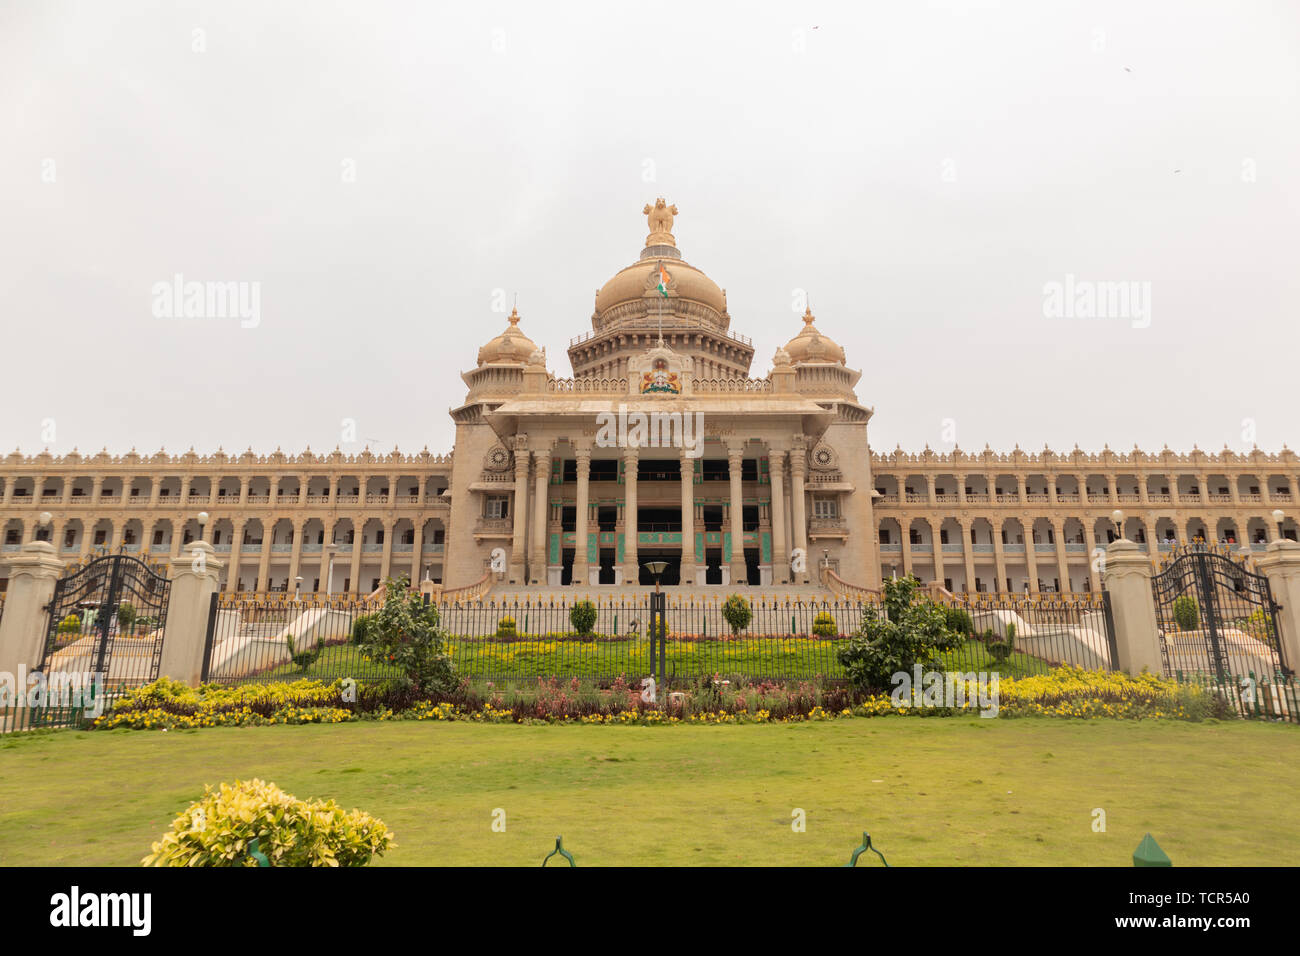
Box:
2;718;1298;866
251;637;1048;684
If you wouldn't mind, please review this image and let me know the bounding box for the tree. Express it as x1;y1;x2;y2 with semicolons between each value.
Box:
356;575;456;696
835;575;963;691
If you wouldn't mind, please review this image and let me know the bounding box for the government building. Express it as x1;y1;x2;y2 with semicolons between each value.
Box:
2;201;1298;598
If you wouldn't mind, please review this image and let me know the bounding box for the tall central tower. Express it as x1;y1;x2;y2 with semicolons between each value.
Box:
566;199;756;382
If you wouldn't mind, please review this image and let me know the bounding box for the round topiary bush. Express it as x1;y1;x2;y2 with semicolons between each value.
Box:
569;600;597;636
1172;595;1199;631
721;594;752;636
56;614;81;635
496;616;518;639
142;778;395;867
812;611;837;638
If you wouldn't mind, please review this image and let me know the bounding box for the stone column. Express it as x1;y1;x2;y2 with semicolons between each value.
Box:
509;439;530;585
680;452;696;586
255;518;273;592
623;446;639;584
227;520;244;593
380;518;395;584
790;449;809;584
929;518;944;588
957;519;974;594
410;521;424;587
1102;538;1163;674
1025;521;1041;592
724;443;744;583
1083;522;1101;591
347;524;363;594
1053;518;1070;592
573;445;592;586
1256;540;1300;676
158;542;224;685
0;542;65;678
769;447;788;584
531;445;551;585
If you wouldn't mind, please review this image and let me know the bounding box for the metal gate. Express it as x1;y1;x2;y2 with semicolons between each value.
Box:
1151;543;1288;681
39;551;171;686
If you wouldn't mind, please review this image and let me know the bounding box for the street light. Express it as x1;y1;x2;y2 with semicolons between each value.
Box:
294;575;303;599
37;511;52;542
197;511;209;543
1273;509;1286;541
643;560;670;592
1111;509;1125;542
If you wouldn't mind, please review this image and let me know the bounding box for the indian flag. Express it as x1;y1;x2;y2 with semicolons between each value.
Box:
656;263;669;298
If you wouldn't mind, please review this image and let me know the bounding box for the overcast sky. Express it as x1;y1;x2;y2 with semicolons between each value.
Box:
3;1;1297;462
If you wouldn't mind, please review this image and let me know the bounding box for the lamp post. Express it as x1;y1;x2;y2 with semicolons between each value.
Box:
37;511;53;543
324;543;337;595
1111;509;1125;543
197;511;209;544
1274;509;1287;542
642;560;669;680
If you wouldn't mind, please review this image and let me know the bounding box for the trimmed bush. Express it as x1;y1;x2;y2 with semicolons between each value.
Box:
496;616;518;639
569;600;597;636
721;594;752;635
1172;595;1199;631
56;614;81;635
987;622;1016;663
142;778;394;867
812;611;837;638
116;602;137;632
285;633;323;672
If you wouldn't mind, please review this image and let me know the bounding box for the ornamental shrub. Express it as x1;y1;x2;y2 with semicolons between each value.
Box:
285;633;323;672
351;613;376;646
56;614;81;634
1172;595;1199;631
721;594;752;635
356;575;456;695
987;622;1016;663
116;602;137;632
142;778;395;867
569;600;597;636
943;606;973;637
835;574;963;692
812;611;837;638
496;616;518;639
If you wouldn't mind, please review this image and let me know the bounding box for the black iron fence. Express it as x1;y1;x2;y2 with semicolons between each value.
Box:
200;590;1120;686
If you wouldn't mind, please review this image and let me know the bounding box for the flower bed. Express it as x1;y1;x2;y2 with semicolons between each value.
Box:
91;666;1228;730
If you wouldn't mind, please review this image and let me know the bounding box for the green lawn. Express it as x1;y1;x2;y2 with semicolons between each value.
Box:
251;637;1049;684
3;718;1298;866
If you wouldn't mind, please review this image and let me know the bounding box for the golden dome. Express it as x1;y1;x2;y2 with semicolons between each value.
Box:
594;257;726;316
476;308;539;366
593;199;727;318
783;306;846;365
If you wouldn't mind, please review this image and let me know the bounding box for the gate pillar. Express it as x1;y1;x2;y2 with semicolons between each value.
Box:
1101;538;1163;675
159;542;224;686
0;541;65;677
1256;539;1300;675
